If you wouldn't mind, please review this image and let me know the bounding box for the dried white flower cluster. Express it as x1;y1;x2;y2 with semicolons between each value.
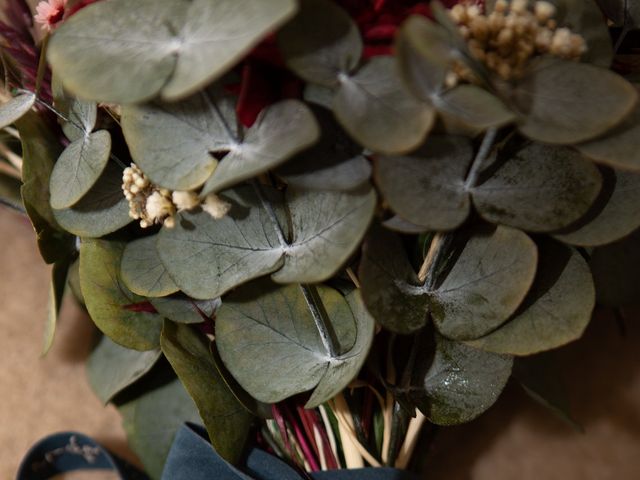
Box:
122;164;231;229
447;0;587;83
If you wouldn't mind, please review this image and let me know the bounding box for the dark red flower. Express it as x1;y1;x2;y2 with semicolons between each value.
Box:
339;0;473;57
234;1;479;126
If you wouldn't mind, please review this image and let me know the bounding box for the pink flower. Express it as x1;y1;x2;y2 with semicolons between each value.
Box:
34;0;67;32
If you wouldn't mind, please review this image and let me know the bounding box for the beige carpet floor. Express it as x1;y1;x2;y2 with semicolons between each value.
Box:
1;206;639;479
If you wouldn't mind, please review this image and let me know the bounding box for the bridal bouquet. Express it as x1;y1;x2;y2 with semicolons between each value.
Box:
2;0;639;478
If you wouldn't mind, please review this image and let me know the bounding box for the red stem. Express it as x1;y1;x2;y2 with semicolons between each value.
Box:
282;403;320;472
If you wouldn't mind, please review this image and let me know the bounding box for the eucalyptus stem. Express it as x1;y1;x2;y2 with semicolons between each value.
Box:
35;34;50;97
252;180;340;358
252;179;288;247
395;411;427;470
464;127;498;190
300;284;339;358
390;233;452;466
418;232;447;286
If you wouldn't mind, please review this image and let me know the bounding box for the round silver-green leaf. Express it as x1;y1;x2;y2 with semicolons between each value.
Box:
468;240;595;355
87;335;162;404
430;225;538;341
433;85;516;130
396;16;451;100
157;187;286;300
216;282;374;407
80;239;163;350
53;162;131;238
121;236;179;298
0;92;35;129
50;130;111;209
359;224;430;334
49;0;297;103
334;56;436;155
515;58;638;144
121;92;234;191
48;0;187;104
271;186;377;283
472;142;602;232
277;106;371;191
375;135;473;231
120;376;200;479
201;100;320;194
278;0;362;87
577;99;640;171
418;335;513;425
554;168;640;247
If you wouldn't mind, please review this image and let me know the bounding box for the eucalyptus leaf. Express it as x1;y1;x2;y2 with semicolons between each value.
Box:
278;0;362;87
158;185;376;299
49;0;297;103
471;142;602;232
216;281;374;407
201;100;320;194
430;225;538;340
359;224;430;334
53;162;132;238
120;375;200;480
334;56;436;155
0;92;35;129
433;85;516;130
396;15;451;99
554;168;640;247
62;100;97;143
121;92;234;190
271;185;376;283
80;239;163;350
158;186;286;300
161;320;252;463
577;100;640;171
43;259;70;355
514;58;638;144
359;224;537;339
17;112;75;264
121;236;179;298
17;111;62;231
589;228;640;306
87;335;162;404
374;135;473;231
416;334;513;425
49;130;111;209
277;107;371;191
52;74;97;142
468;240;594;355
161;0;297;101
304;83;336;109
123;94;318;192
150;295;219;324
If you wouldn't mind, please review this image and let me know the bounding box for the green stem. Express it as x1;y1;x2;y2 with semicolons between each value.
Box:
464;127;498;190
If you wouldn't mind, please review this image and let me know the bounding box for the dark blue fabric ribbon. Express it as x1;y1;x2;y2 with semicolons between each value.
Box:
16;431;148;480
17;424;419;480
